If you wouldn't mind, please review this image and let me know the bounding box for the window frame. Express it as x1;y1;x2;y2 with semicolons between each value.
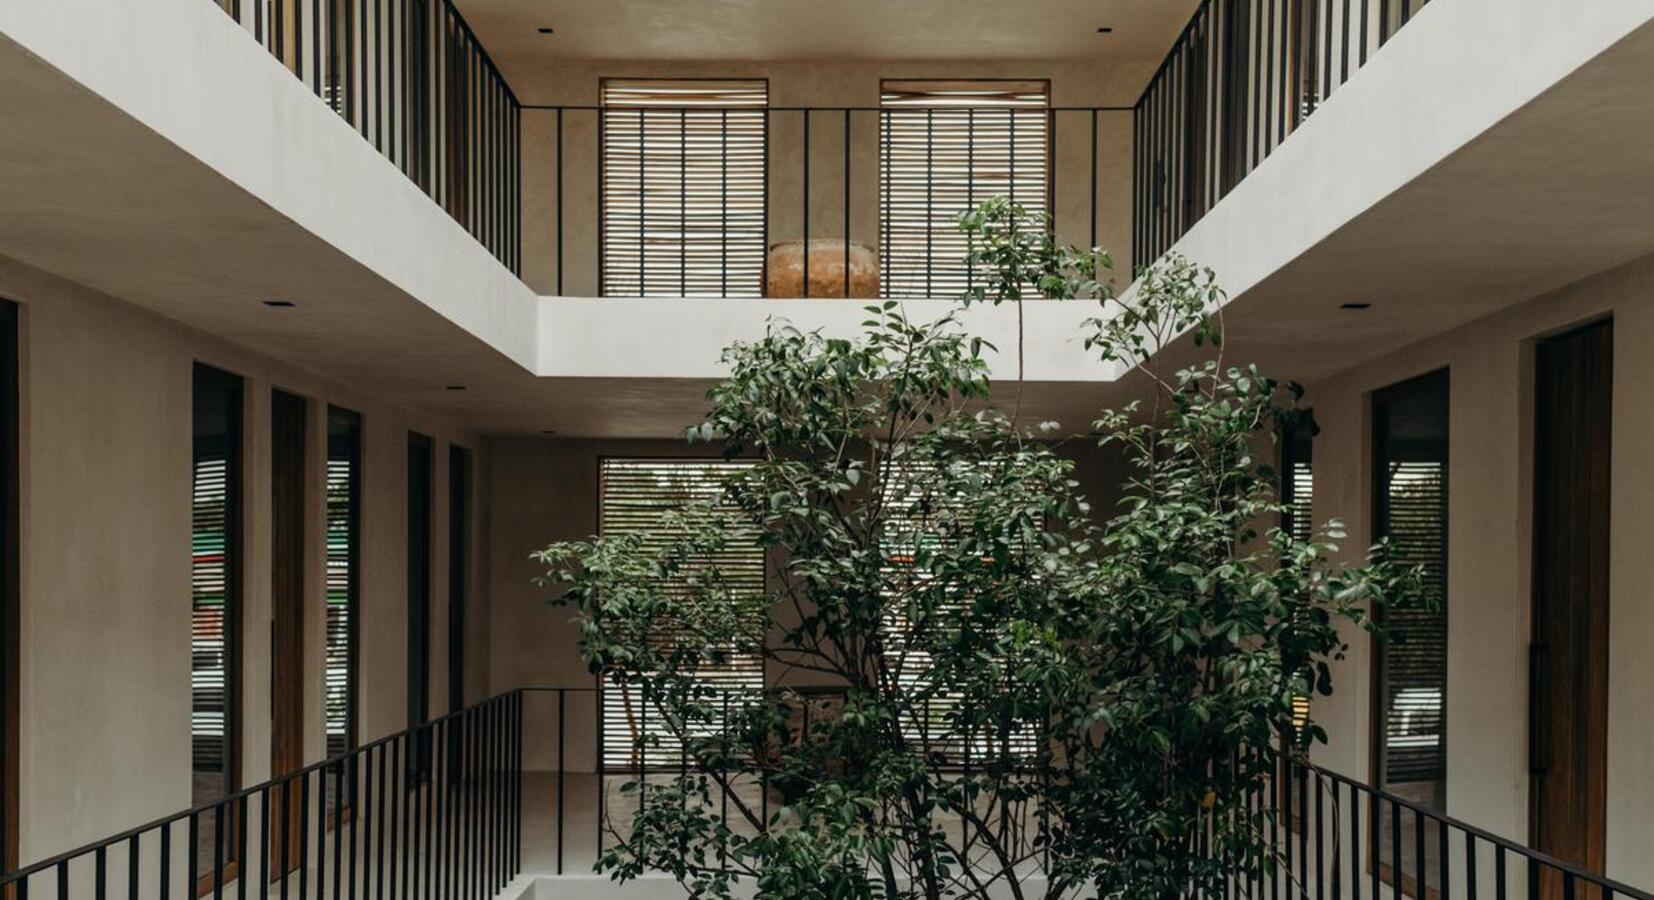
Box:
598;77;771;299
878;77;1053;298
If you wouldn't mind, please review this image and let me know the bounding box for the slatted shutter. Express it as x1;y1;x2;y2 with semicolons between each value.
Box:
598;459;766;770
1373;372;1449;791
601;80;768;298
324;407;362;761
879;80;1049;299
881;460;1040;762
191;365;241;795
1282;418;1315;730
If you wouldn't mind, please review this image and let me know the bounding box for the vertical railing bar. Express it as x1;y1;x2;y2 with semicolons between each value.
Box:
1467;833;1479;900
718;109;730;296
1264;0;1275;156
556;690;567;875
679;107;688;295
186;811;199;900
373;744;386;900
298;774;311;900
126;833;139;900
1350;785;1361;900
802;110;811;298
1089;108;1098;249
279;778;291;900
258;786;271;900
843;108;851;298
212;801;225;900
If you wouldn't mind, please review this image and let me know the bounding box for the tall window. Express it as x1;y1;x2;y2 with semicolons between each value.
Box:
448;445;470;713
407;434;433;732
880;80;1049;298
324;407;362;761
1372;369;1449;872
192;364;243;867
597;459;765;770
600;80;769;298
1281;416;1315;735
880;459;1039;761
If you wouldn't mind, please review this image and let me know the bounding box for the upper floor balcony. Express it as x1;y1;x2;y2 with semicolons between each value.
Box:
4;0;1653;440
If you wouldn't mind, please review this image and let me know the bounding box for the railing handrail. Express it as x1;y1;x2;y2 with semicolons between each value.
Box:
520;105;1135;113
0;690;522;887
1306;761;1654;900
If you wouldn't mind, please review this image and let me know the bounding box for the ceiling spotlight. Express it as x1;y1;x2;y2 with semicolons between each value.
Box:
446;384;467;391
263;299;295;308
1340;302;1372;310
537;26;555;34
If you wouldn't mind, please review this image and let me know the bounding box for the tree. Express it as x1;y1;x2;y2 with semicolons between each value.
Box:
533;203;1421;900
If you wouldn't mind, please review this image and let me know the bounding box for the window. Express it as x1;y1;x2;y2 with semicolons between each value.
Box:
192;363;243;874
880;80;1049;298
325;407;361;762
407;434;433;731
448;445;470;712
597;459;765;770
600;80;769;298
1281;415;1315;731
1371;370;1449;889
880;459;1039;761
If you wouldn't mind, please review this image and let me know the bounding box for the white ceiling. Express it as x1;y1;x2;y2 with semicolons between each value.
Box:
452;0;1203;66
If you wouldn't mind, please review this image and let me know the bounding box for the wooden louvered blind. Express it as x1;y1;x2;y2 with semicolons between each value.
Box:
1373;373;1449;791
191;366;240;792
598;459;766;770
881;460;1040;761
601;80;768;298
324;408;362;763
191;454;231;774
880;80;1049;299
1281;420;1315;731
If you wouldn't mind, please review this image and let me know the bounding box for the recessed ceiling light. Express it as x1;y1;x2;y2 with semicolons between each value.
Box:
537;26;554;34
1097;26;1114;34
539;429;558;435
1340;302;1372;310
263;299;295;308
446;384;467;391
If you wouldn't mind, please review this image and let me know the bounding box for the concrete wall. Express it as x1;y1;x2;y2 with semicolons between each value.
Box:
1302;251;1654;888
516;59;1144;298
0;253;491;867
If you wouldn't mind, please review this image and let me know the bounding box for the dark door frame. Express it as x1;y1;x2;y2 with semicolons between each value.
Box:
1528;318;1612;880
270;388;308;873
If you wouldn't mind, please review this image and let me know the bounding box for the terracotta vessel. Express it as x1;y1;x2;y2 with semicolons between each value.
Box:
765;238;879;298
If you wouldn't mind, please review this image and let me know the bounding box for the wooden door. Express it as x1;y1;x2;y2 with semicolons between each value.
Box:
270;390;308;872
1530;320;1611;888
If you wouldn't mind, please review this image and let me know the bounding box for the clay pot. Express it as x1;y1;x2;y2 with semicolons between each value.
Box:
765;239;879;299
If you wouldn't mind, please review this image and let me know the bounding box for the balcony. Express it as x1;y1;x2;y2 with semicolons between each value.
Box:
6;689;1652;900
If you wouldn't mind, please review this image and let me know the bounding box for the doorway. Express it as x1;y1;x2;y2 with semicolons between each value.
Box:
1530;319;1611;886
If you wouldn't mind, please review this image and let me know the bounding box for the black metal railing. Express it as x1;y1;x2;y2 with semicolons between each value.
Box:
208;0;521;274
521;105;1131;299
0;692;522;900
1134;0;1437;267
12;687;1650;900
1274;760;1651;900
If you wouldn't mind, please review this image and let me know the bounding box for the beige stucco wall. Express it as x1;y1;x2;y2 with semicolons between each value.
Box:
516;59;1145;298
1301;251;1654;888
0;253;492;867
